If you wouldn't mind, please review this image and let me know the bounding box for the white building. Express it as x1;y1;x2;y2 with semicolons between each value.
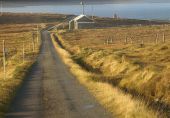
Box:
69;15;94;30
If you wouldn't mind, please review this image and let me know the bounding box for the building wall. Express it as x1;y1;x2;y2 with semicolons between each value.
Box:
69;20;74;30
69;21;95;30
74;21;79;29
76;22;95;29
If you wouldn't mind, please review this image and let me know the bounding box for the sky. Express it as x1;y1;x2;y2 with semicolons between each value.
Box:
2;0;170;3
2;0;170;7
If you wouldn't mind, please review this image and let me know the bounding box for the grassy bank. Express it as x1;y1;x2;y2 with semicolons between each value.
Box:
0;23;42;117
51;33;164;118
56;26;170;112
0;61;35;118
0;13;70;117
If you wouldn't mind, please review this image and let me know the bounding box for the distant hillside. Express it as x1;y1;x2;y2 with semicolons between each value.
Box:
0;12;169;27
0;13;72;24
94;17;170;27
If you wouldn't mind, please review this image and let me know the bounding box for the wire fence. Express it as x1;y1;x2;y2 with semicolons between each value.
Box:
0;31;41;80
104;32;170;45
0;25;43;113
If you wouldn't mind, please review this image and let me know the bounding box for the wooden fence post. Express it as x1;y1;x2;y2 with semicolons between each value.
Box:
22;41;25;63
125;36;128;44
130;37;133;44
155;33;158;44
110;37;113;44
3;40;6;80
32;33;35;52
37;25;39;44
29;42;31;52
141;39;144;45
122;55;126;63
107;38;109;45
163;33;165;43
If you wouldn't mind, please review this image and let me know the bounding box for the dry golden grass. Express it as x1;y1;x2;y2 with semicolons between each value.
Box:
0;23;42;118
53;25;170;117
0;12;68;117
60;25;170;48
51;34;161;118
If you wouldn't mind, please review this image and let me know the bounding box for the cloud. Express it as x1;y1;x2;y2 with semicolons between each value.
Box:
2;0;170;3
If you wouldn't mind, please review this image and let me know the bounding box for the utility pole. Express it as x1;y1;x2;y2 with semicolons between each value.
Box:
80;1;85;15
0;1;3;16
91;5;94;20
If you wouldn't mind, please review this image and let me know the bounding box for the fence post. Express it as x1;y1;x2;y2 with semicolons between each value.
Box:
125;36;128;44
107;38;109;45
32;33;35;52
110;37;113;44
130;37;133;44
22;41;25;63
163;33;165;43
3;40;6;80
141;39;144;45
122;55;126;63
29;42;31;52
37;25;39;44
155;33;158;44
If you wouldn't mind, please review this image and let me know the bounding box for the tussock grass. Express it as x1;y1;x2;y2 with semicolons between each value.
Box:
0;23;41;118
0;61;35;118
51;34;160;118
0;13;68;118
57;26;170;116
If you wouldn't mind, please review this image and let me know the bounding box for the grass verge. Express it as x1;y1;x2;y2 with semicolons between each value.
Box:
51;33;161;118
0;24;41;117
55;28;170;117
0;61;35;118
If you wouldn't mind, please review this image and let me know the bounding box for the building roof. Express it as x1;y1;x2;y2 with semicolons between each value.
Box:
74;14;86;21
72;14;93;22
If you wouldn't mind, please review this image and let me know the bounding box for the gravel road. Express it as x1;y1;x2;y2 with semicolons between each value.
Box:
5;30;112;118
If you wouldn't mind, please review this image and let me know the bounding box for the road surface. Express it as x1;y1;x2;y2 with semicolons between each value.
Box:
5;30;112;118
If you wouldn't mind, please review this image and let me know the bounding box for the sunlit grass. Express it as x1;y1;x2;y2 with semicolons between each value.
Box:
0;24;41;118
56;25;170;113
51;34;162;118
